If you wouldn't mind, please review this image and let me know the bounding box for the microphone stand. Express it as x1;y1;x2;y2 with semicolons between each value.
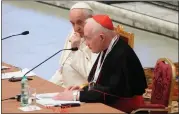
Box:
2;47;78;101
2;34;21;40
2;31;29;40
8;47;78;82
23;48;78;76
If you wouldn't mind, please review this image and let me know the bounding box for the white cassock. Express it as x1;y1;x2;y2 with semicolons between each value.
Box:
50;30;98;87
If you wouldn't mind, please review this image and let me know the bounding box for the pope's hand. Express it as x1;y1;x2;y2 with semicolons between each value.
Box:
70;32;81;48
52;91;73;101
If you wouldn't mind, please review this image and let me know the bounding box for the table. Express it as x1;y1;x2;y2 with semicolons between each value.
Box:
2;62;124;113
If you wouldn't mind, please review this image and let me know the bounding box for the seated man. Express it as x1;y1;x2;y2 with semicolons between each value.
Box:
50;2;98;88
53;15;147;113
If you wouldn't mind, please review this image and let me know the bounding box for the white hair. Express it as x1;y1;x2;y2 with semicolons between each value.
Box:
86;18;113;35
83;9;93;18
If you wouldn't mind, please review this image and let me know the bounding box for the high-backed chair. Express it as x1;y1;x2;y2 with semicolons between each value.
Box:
131;58;176;114
114;25;134;48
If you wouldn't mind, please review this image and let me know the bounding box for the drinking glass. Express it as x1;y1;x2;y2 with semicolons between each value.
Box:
28;87;37;108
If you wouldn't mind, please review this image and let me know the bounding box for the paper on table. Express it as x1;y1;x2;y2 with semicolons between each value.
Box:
1;68;36;79
37;99;81;106
2;66;10;69
36;92;59;99
36;93;80;106
19;105;41;111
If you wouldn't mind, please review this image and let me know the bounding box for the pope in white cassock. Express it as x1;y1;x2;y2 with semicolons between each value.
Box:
50;2;98;88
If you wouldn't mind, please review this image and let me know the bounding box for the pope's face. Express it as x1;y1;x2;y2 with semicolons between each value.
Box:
69;9;87;37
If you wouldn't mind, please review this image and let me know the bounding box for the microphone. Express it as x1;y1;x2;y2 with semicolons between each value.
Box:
23;47;78;77
3;47;78;101
7;47;78;83
21;31;29;35
2;31;29;40
71;47;78;51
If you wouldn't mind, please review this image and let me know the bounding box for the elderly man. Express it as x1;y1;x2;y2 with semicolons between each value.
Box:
50;2;97;88
53;15;147;113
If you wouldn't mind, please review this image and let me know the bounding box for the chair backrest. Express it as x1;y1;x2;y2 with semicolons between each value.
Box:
151;58;176;111
114;25;134;48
